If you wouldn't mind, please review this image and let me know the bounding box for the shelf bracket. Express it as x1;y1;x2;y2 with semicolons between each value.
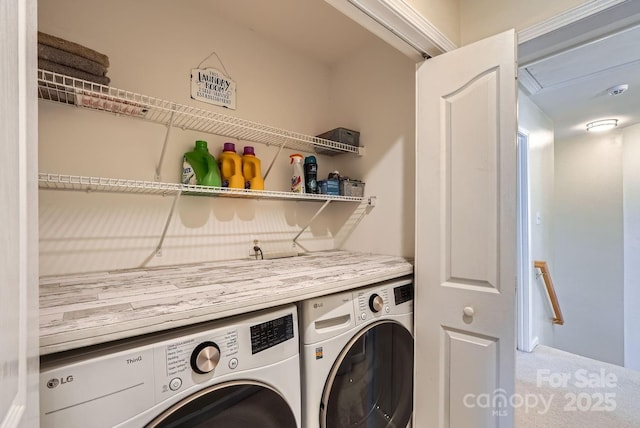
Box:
334;197;374;249
293;199;331;245
154;190;182;258
263;139;287;180
155;106;177;181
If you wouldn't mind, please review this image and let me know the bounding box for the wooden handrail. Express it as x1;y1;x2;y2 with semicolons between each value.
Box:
534;261;564;325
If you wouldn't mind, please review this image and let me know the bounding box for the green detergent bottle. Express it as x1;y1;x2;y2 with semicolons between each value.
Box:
181;140;222;187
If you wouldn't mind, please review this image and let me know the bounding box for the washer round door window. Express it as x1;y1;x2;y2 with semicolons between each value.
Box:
321;321;414;428
146;381;297;428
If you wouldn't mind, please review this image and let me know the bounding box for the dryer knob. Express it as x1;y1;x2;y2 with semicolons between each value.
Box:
191;341;221;374
369;294;384;313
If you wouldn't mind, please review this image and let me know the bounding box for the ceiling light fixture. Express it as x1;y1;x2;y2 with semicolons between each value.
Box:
586;119;618;132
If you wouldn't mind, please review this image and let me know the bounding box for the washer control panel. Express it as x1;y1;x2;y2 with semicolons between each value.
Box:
153;307;297;404
250;313;295;354
155;328;240;403
39;305;298;428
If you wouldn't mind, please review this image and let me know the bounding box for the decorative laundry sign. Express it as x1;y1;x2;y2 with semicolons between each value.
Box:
190;68;236;109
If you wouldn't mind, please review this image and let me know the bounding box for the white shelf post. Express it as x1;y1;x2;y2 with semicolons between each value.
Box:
155;106;176;181
153;190;182;259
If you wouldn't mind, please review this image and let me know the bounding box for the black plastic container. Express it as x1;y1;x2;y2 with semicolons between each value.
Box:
304;156;318;193
315;127;360;156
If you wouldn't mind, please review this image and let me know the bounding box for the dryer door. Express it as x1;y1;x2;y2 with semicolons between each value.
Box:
321;321;413;428
145;381;297;428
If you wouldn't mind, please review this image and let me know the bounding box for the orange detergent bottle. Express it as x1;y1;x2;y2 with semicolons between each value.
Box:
242;146;264;190
218;142;244;189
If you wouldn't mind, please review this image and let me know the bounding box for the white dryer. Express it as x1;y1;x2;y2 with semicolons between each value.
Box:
40;304;301;428
300;278;414;428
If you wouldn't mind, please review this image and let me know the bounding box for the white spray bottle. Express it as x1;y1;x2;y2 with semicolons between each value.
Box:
289;153;305;193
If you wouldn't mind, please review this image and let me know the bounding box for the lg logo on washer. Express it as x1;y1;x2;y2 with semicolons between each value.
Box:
46;375;74;389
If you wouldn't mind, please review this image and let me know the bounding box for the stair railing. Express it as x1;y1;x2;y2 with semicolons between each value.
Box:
534;260;564;325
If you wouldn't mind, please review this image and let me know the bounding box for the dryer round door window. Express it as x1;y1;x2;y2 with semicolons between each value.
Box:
321;321;414;428
145;381;297;428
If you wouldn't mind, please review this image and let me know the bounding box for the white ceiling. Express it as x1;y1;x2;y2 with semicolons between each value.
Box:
518;2;640;140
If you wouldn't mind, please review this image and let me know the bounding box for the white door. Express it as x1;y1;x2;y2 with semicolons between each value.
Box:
0;0;39;426
414;29;517;428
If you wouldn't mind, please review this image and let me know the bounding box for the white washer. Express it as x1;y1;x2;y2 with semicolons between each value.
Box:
300;278;414;428
40;305;301;428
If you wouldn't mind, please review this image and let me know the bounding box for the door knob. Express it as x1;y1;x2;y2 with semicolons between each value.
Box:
463;306;475;317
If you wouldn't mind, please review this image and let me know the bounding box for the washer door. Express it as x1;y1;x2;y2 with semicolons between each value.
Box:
321;321;413;428
146;381;297;428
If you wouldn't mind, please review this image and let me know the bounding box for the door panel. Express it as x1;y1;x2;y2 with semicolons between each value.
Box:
0;0;22;421
446;70;498;288
414;29;517;428
446;329;498;428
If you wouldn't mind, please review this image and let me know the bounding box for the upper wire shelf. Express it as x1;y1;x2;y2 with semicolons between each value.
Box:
36;69;360;155
38;173;365;202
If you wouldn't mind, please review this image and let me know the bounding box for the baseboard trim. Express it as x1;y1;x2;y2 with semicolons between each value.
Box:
531;336;540;351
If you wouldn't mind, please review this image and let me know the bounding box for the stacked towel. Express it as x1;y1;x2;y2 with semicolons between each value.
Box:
38;32;111;85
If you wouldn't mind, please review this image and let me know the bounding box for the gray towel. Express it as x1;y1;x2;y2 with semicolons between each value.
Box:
38;31;110;68
38;58;111;86
38;43;108;77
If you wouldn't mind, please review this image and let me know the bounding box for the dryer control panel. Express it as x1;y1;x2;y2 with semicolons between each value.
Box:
354;279;413;326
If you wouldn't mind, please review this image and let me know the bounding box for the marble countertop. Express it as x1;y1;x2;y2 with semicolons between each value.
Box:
40;250;413;355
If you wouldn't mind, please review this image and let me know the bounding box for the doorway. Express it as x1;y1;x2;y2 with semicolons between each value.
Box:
516;1;640;368
516;130;533;353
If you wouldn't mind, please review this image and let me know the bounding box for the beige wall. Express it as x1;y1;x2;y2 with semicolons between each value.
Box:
38;0;415;275
329;40;416;257
406;0;461;46
623;124;640;370
459;0;587;45
552;131;624;365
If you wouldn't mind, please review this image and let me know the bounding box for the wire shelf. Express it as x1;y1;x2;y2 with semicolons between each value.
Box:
38;173;365;202
37;69;360;155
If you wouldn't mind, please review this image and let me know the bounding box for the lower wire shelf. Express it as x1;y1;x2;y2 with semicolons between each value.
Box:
38;173;367;203
39;172;375;266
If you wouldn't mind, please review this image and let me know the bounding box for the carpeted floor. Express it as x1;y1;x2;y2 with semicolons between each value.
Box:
516;345;640;427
